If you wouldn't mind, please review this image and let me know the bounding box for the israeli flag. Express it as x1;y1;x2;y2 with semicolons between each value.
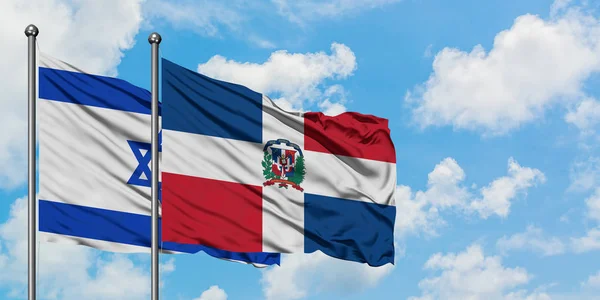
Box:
37;52;279;266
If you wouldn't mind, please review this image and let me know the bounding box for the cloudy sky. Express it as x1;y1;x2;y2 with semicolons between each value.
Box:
1;0;600;299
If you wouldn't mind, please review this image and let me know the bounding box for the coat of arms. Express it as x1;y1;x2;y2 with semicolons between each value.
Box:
262;139;305;192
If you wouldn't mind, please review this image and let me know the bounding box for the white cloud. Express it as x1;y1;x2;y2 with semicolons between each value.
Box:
0;197;160;299
504;290;553;300
144;0;399;47
73;255;150;299
396;157;545;237
197;42;356;113
317;85;348;116
260;251;394;300
0;0;145;188
318;99;347;116
496;225;566;256
406;5;600;135
423;44;434;58
571;228;600;253
194;285;228;300
422;157;470;209
565;98;600;135
581;270;600;289
550;0;574;16
248;35;277;49
469;158;546;219
570;186;600;253
585;188;600;222
272;0;401;25
394;185;445;238
493;185;600;256
560;208;577;223
409;244;539;300
145;0;401;39
160;258;176;273
569;156;600;192
143;0;243;37
394;158;468;237
142;0;280;49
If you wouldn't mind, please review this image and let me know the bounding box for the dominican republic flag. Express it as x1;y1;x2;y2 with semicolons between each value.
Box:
161;59;397;266
37;52;279;266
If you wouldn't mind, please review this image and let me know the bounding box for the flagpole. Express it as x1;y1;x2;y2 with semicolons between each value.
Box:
149;32;162;300
25;24;39;300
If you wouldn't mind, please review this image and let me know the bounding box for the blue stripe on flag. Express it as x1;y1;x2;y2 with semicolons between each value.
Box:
303;193;396;266
38;200;280;266
39;67;156;115
161;58;263;143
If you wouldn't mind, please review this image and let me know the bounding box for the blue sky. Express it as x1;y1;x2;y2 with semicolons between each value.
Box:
1;0;600;299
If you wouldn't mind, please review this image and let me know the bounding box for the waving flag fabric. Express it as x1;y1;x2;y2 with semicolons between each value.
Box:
37;53;280;266
161;58;397;266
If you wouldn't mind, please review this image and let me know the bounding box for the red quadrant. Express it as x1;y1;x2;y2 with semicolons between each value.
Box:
304;112;396;163
162;172;263;252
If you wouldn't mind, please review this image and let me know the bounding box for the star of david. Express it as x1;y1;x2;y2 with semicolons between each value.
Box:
127;130;162;201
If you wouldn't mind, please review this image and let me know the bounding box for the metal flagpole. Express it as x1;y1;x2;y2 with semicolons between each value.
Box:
148;32;162;300
25;24;39;300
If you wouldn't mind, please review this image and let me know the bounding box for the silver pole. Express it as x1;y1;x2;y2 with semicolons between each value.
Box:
25;24;39;300
148;32;162;300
